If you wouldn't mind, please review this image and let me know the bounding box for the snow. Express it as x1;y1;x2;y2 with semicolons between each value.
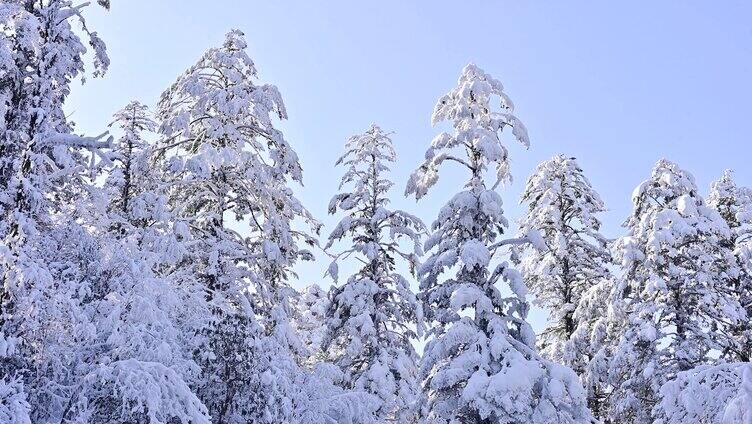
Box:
513;155;612;412
407;66;593;423
723;365;752;424
677;194;698;216
0;377;30;424
323;124;425;421
450;284;493;314
604;159;748;423
460;239;491;269
0;5;748;424
655;363;751;424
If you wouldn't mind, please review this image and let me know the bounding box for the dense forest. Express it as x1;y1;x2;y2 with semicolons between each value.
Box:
0;2;750;423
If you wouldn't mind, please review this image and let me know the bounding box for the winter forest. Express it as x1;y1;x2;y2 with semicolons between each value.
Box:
1;2;751;424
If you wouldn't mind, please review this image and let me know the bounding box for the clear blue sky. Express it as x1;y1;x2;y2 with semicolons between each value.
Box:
67;1;752;330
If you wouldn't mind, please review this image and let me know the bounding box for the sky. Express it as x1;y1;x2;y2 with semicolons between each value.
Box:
66;1;752;331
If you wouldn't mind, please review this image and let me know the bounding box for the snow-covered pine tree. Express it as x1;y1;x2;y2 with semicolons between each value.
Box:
515;154;612;415
290;284;330;366
323;124;426;422
406;64;592;423
570;278;614;420
654;362;752;424
52;100;213;423
156;29;320;423
723;365;752;424
0;2;112;422
608;159;745;423
106;101;158;223
708;169;752;362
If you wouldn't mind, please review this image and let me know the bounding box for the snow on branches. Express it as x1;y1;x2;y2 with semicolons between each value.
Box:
655;362;752;424
156;29;319;313
708;170;752;362
156;29;323;423
408;64;592;424
324;124;425;422
606;159;745;423
0;4;749;423
405;63;528;200
515;154;612;413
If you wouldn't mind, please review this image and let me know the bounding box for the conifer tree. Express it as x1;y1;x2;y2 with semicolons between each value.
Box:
156;29;320;423
0;2;112;421
607;159;744;423
515;155;612;416
106;101;158;223
407;64;592;424
324;124;425;421
708;170;752;362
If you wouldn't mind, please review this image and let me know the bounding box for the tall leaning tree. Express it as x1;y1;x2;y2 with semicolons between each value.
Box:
515;155;612;415
406;64;592;424
323;124;425;422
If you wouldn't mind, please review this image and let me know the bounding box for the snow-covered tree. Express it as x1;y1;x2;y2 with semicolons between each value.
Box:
0;369;30;424
291;284;330;366
106;100;158;223
323;124;425;421
653;362;751;424
723;365;752;424
516;156;610;366
66;221;209;421
0;0;112;308
607;159;745;423
0;0;110;191
0;2;114;421
293;363;381;424
156;29;320;423
708;169;752;362
406;64;592;423
571;278;614;420
12;80;211;422
156;28;319;320
515;154;612;415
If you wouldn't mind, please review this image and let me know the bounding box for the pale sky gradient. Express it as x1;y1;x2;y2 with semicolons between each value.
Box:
66;1;752;331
